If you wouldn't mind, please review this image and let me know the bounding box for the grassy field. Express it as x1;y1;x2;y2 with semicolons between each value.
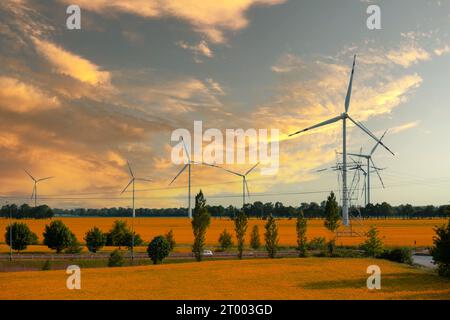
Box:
0;218;446;251
1;258;449;300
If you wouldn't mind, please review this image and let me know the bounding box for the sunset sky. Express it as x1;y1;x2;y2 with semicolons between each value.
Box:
1;0;450;209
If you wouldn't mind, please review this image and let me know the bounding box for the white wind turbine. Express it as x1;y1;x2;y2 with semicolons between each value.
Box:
169;137;198;219
121;161;152;260
205;162;260;209
346;130;390;206
24;170;54;207
289;55;394;227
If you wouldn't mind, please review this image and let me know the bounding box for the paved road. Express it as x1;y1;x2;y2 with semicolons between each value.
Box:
412;254;436;269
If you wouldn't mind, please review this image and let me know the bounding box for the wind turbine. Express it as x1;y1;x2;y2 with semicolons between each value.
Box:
289;55;394;227
169;137;198;219
24;170;54;207
347;130;389;206
205;162;260;209
120;161;152;260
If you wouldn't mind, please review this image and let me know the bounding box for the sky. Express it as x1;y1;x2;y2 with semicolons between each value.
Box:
1;0;450;209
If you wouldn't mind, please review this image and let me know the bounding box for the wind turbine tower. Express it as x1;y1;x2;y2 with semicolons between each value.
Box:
24;170;54;207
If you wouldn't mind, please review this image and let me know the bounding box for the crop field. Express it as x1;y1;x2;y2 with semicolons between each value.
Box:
1;258;449;300
0;218;446;251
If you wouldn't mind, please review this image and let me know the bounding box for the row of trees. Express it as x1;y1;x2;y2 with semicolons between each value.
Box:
0;204;53;219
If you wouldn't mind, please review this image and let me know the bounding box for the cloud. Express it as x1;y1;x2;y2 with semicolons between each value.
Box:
0;76;60;113
32;37;111;86
57;0;286;43
389;121;421;134
177;40;213;63
434;45;450;56
271;53;305;73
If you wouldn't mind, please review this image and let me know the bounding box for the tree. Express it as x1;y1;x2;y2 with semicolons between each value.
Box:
431;221;450;277
43;220;73;253
324;192;340;233
361;226;384;257
264;215;279;258
65;233;83;253
106;220;141;250
108;249;124;267
191;190;211;261
165;229;176;252
296;211;308;257
147;236;170;264
5;222;38;252
250;225;261;250
218;229;233;251
234;210;248;259
84;227;107;253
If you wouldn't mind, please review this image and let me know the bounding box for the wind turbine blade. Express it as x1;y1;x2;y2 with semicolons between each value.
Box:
169;164;188;185
347;116;395;156
316;168;328;173
37;177;54;182
245;162;260;176
135;178;152;182
31;185;35;199
121;179;133;194
370;158;385;188
127;161;134;178
370;130;388;156
345;55;357;112
180;137;191;162
24;169;36;181
289;115;343;137
203;162;242;176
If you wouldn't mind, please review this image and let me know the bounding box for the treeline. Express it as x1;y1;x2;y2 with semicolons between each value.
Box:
0;204;54;219
2;201;449;220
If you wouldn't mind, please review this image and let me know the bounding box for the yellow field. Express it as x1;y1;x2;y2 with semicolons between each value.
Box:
0;218;446;250
1;258;449;300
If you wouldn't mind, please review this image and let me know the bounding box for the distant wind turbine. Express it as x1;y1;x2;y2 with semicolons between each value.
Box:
121;161;152;260
205;162;260;209
24;170;54;207
289;55;394;227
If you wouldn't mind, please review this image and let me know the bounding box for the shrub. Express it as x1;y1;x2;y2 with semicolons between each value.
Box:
84;227;107;253
264;215;279;258
250;225;261;250
307;237;326;250
165;229;176;252
431;220;450;277
218;229;233;251
65;233;83;254
42;260;51;271
361;226;384;257
43;220;73;253
147;236;171;264
5;222;38;252
379;247;413;265
234;211;248;259
108;249;125;267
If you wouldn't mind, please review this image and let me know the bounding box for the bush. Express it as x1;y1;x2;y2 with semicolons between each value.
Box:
43;220;73;253
307;237;326;250
361;226;384;257
431;220;450;277
378;247;413;265
42;260;51;271
84;227;107;253
250;225;261;250
108;249;125;267
5;222;38;252
218;229;233;251
147;236;171;264
65;234;83;254
165;230;176;252
264;215;279;258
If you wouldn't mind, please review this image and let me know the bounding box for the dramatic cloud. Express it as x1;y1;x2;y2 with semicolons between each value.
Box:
58;0;286;43
33;38;111;86
0;76;60;113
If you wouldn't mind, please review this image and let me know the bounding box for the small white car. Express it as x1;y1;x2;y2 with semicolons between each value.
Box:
203;250;213;256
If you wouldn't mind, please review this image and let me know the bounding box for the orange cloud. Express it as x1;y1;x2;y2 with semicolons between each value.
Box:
0;76;60;113
33;38;111;86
